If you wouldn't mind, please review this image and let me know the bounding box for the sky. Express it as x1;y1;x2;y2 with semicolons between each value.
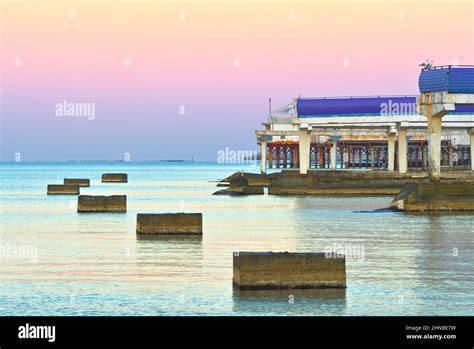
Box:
1;0;473;161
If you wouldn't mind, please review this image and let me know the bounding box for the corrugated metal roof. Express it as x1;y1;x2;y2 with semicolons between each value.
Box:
418;65;474;93
296;96;418;117
295;95;474;117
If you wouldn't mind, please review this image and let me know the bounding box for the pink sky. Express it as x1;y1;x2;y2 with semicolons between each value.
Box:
1;0;473;161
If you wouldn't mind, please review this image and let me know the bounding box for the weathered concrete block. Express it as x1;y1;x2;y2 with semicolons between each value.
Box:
101;173;128;183
77;195;127;212
47;184;80;195
64;178;90;187
233;252;346;290
213;175;265;195
136;213;203;235
391;182;474;211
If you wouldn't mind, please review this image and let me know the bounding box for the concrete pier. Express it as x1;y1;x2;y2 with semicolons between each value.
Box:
64;178;90;187
391;182;474;211
47;184;80;195
77;195;127;212
268;170;429;196
101;173;128;183
136;213;203;235
233;252;346;290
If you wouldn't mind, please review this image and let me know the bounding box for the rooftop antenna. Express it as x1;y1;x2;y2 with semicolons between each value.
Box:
268;98;274;123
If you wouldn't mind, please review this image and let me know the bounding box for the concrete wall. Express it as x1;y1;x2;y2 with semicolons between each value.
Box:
136;213;203;235
267;170;474;196
101;173;128;183
233;252;346;290
64;178;90;187
392;182;474;211
47;184;80;195
77;195;127;212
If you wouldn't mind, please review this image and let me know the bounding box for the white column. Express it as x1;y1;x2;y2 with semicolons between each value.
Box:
469;129;474;171
299;128;311;175
387;133;396;171
427;114;442;181
420;99;454;181
397;129;408;174
260;141;267;174
330;142;337;170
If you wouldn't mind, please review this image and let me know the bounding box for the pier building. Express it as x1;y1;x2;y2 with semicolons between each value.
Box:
256;65;474;178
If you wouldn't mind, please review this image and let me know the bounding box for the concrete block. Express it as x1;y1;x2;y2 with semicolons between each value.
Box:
101;173;128;183
233;252;346;290
136;213;202;235
391;182;474;211
47;184;80;195
77;195;127;212
213;174;265;195
64;178;90;187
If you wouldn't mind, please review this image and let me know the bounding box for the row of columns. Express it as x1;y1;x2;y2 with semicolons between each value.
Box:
260;128;474;175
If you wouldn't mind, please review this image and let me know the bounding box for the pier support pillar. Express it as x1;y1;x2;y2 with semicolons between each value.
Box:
427;114;442;180
386;129;396;171
420;96;455;181
469;129;474;171
260;141;267;174
268;144;273;168
370;147;375;170
449;146;454;169
397;128;408;174
299;125;312;174
330;142;337;170
294;147;299;167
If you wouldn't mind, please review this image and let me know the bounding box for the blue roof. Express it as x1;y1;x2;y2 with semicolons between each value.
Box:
296;96;418;117
418;65;474;93
296;95;474;117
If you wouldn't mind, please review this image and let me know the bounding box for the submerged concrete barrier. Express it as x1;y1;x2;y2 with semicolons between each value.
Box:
77;195;127;212
213;175;265;195
64;178;90;187
233;252;346;290
47;184;80;195
391;182;474;212
101;173;128;183
136;213;203;235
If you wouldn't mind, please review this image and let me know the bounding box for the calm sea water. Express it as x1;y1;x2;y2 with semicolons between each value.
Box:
0;162;473;316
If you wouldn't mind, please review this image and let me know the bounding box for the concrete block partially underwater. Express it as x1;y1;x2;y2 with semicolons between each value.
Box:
64;178;90;187
233;252;346;290
101;173;128;183
77;195;127;212
213;174;265;195
136;213;203;235
47;184;80;195
391;182;474;212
